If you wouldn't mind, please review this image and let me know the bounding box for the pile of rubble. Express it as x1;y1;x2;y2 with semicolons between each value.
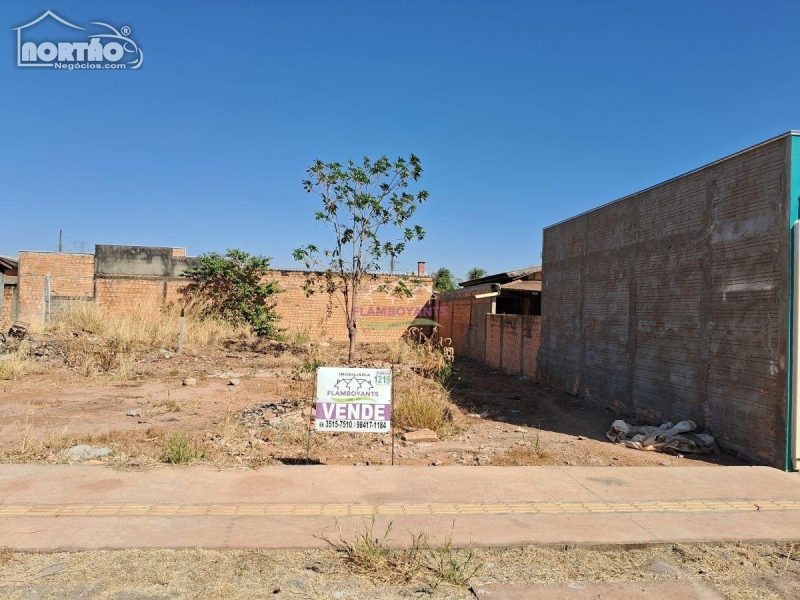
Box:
241;399;304;429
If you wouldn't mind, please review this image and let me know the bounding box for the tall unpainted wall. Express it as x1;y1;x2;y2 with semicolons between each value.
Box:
540;135;792;467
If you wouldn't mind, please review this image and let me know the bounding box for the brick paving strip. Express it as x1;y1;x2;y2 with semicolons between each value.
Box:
1;499;797;517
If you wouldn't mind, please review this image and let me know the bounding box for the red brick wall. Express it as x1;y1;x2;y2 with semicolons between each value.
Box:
94;278;171;311
436;287;493;361
2;284;15;329
17;252;95;323
482;314;542;379
273;271;434;342
15;249;431;343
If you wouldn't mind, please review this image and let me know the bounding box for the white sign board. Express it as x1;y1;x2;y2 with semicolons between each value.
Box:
315;367;392;433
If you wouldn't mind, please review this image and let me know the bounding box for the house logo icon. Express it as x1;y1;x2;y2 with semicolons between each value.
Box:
12;10;143;70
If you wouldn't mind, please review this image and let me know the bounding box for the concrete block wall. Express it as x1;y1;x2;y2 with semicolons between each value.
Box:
16;252;95;323
540;134;792;467
485;314;542;378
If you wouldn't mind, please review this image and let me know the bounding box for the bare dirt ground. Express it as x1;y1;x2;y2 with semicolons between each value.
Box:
0;542;798;599
0;339;747;469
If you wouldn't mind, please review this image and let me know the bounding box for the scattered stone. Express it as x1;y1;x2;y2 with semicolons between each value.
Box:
37;562;67;577
242;400;299;428
402;429;438;443
183;377;197;386
431;460;441;466
229;378;241;386
126;409;142;417
576;435;585;440
65;445;112;460
467;413;482;418
268;417;283;427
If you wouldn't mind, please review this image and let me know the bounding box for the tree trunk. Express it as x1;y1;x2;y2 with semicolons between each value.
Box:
348;282;359;363
347;319;357;364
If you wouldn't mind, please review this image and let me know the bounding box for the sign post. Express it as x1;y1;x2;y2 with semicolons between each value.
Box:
306;366;393;464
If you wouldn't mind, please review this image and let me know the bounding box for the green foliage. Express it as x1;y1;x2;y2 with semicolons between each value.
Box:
293;154;429;362
433;267;457;292
466;267;487;281
183;248;281;338
160;433;204;464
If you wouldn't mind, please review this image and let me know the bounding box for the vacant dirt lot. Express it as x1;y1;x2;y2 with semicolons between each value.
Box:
0;542;797;599
0;336;746;470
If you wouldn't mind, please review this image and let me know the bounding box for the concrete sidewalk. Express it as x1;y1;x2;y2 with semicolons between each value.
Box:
0;464;798;550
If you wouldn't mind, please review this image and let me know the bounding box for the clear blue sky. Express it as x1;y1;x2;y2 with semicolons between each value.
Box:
2;1;800;281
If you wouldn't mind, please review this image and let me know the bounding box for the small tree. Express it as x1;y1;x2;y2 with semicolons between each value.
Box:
182;248;281;337
467;267;487;281
433;267;457;292
293;154;429;362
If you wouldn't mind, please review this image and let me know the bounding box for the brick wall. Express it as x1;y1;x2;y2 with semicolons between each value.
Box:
95;278;174;311
437;286;494;361
13;248;432;344
16;252;94;323
485;314;542;378
273;270;434;342
2;284;16;330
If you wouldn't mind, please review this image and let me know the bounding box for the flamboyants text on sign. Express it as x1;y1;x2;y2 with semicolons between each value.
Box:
315;367;392;433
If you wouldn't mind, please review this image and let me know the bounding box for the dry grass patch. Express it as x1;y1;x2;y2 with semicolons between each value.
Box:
393;372;458;435
324;517;482;591
0;342;44;380
34;300;247;378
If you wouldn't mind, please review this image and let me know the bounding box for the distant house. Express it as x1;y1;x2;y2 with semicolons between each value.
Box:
457;265;542;316
0;256;19;330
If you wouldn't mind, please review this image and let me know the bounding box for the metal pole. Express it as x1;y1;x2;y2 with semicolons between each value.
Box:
178;308;185;355
306;371;318;465
391;364;395;466
58;230;62;253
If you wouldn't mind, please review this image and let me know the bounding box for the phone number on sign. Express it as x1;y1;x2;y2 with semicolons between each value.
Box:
318;420;389;431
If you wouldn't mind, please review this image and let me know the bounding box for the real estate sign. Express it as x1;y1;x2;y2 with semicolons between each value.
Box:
315;367;392;433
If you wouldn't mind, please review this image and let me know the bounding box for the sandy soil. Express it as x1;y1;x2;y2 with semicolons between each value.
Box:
0;339;748;469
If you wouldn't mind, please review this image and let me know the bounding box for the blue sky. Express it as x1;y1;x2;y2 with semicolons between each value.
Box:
2;1;800;281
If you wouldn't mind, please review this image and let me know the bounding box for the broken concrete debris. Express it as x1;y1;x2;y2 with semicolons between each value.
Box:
607;420;718;454
64;445;111;460
401;429;439;443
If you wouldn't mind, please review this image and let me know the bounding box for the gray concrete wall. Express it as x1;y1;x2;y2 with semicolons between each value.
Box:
94;245;192;278
540;135;792;467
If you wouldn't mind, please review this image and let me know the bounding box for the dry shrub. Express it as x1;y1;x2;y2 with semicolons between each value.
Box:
393;373;455;434
388;333;451;379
